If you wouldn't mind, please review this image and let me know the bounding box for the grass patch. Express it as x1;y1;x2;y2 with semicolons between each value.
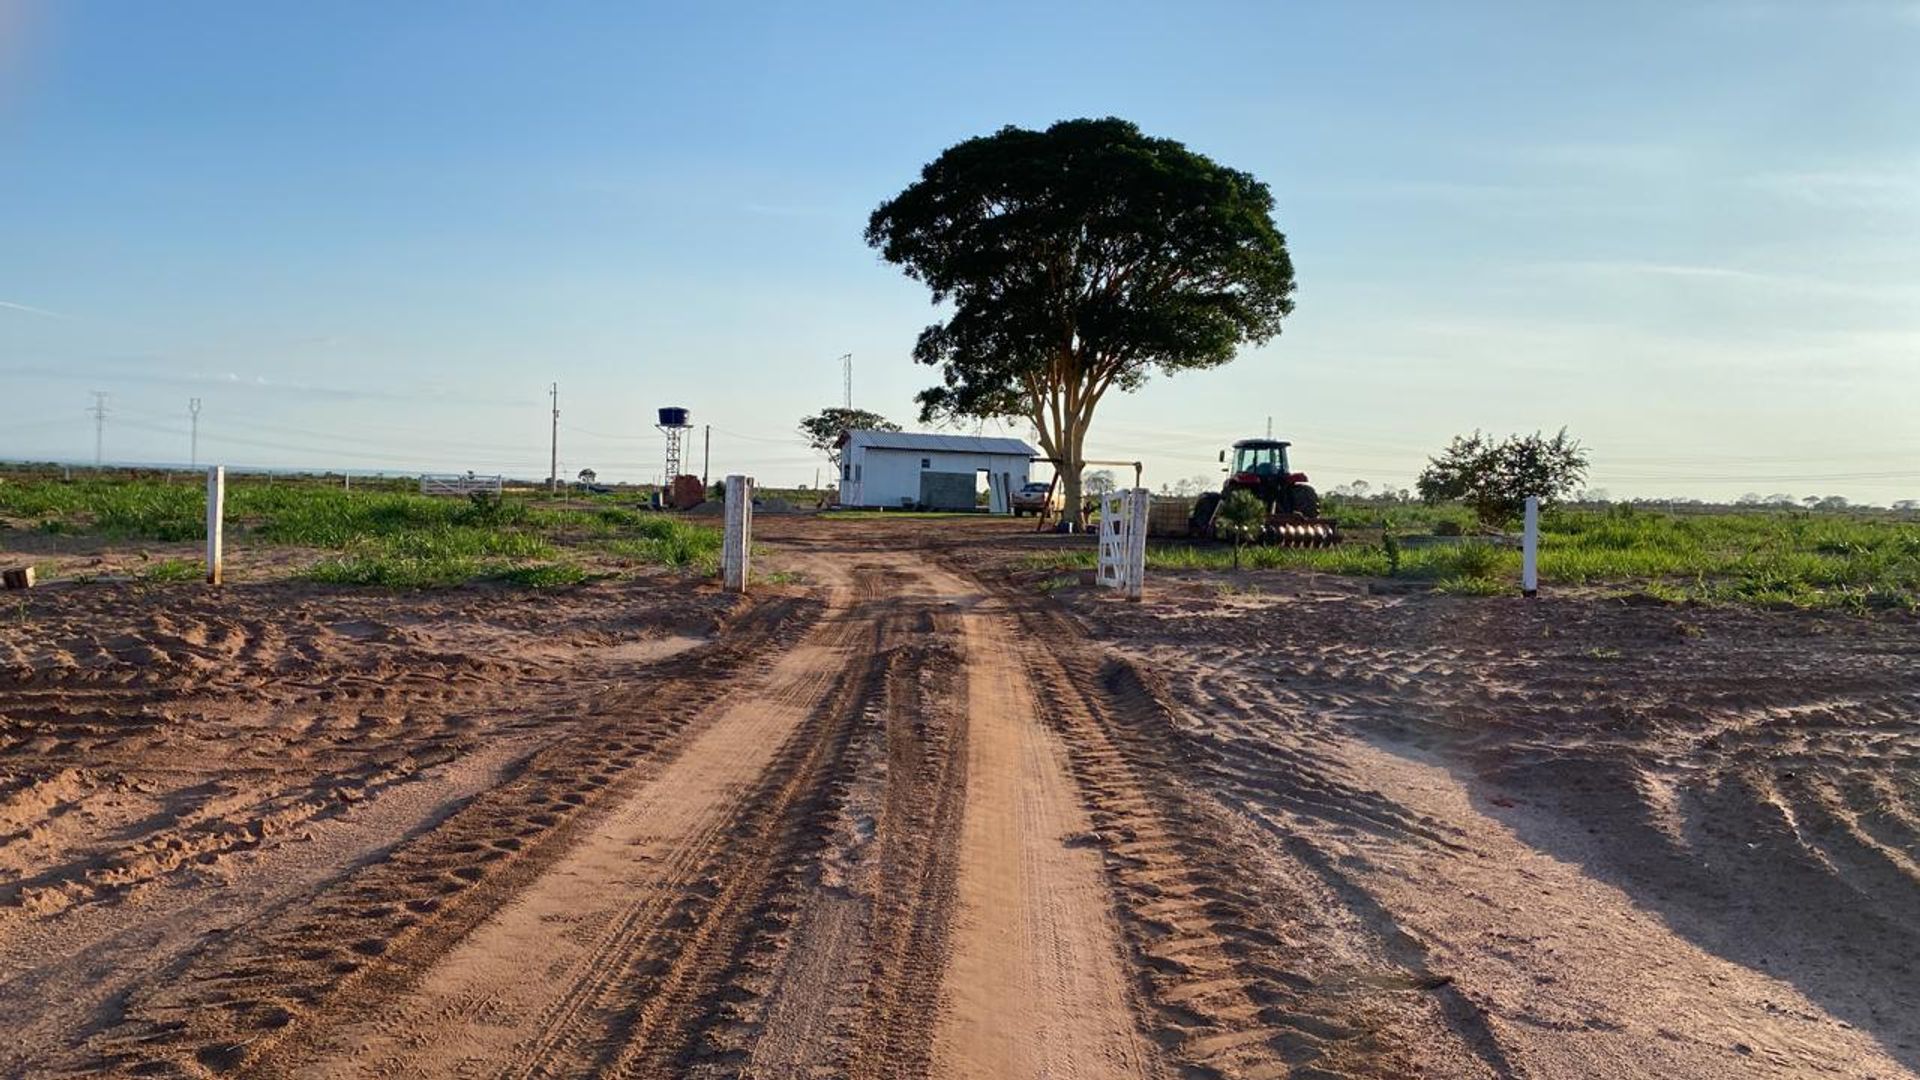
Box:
1035;573;1081;595
138;558;203;583
1;474;723;589
596;517;723;574
1021;505;1920;613
493;562;590;588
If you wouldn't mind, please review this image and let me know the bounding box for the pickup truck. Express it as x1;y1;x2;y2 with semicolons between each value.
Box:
1009;481;1056;517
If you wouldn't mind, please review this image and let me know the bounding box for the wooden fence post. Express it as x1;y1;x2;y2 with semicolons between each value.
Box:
1522;495;1539;598
206;466;226;585
723;474;753;592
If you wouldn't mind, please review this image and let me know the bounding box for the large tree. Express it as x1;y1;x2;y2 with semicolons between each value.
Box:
867;117;1295;525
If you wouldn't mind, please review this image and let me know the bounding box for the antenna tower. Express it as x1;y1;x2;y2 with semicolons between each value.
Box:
88;391;110;467
189;398;202;467
840;352;852;409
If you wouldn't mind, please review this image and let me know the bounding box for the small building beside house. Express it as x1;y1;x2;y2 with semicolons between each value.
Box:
835;430;1038;512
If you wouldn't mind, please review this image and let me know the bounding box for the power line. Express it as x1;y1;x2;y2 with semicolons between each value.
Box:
709;426;807;446
561;423;654;442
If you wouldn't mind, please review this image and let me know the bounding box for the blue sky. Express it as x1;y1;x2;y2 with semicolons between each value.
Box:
2;1;1916;501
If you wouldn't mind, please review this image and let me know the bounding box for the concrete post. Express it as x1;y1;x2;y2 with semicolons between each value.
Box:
1126;488;1150;601
206;466;226;585
723;474;753;592
1522;495;1539;598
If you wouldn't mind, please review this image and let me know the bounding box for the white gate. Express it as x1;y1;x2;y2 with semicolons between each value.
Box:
1096;488;1150;600
420;473;504;497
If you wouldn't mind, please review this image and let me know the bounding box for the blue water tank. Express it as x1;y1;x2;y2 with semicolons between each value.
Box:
658;406;690;427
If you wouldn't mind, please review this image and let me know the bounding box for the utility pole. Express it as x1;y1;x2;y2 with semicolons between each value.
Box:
189;398;202;467
840;352;852;410
548;382;559;496
88;391;109;468
702;424;711;487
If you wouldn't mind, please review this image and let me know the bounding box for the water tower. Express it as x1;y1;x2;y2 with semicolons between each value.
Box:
656;406;693;484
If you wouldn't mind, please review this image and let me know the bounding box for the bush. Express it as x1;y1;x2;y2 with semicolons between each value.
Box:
1214;489;1267;569
1417;428;1588;528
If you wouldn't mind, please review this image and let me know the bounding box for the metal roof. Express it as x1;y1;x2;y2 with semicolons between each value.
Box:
840;429;1038;457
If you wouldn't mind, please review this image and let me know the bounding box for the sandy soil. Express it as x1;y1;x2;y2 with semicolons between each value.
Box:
2;516;1914;1078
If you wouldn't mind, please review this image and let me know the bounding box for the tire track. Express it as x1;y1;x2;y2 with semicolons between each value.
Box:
77;594;820;1078
1008;601;1495;1080
931;598;1157;1079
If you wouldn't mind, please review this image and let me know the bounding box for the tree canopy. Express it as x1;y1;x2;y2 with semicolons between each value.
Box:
798;407;901;457
866;117;1295;523
1416;429;1590;527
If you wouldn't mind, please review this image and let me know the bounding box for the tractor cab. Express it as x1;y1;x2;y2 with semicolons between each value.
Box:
1225;439;1295;486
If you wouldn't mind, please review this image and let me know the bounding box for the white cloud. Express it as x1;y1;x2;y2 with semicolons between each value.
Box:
1531;259;1920;305
0;298;74;321
1745;165;1920;209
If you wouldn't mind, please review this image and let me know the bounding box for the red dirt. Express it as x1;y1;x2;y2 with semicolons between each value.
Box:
2;516;1913;1078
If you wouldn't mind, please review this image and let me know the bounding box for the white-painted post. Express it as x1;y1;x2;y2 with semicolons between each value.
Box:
1522;495;1539;597
1126;488;1149;601
206;466;226;585
723;474;753;592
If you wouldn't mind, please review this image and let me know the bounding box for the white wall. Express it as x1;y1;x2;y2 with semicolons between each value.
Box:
841;447;1031;510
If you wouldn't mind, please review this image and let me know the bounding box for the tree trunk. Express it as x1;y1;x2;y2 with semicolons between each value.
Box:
1055;418;1086;531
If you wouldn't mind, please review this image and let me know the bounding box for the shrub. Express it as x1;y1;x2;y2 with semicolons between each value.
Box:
1417;428;1589;528
1214;489;1267;570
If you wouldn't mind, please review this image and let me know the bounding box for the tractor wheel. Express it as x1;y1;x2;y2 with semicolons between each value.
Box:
1284;484;1320;519
1189;492;1222;538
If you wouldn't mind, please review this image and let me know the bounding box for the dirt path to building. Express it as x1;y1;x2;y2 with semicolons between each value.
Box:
3;515;1914;1078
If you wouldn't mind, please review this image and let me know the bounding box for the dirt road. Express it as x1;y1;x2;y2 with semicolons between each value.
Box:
3;517;1915;1077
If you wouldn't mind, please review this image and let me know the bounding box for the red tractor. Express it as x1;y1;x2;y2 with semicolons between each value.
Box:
1188;438;1339;546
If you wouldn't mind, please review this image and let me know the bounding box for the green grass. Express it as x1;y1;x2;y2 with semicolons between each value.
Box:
1024;505;1920;613
0;474;723;589
597;517;724;575
138;558;203;583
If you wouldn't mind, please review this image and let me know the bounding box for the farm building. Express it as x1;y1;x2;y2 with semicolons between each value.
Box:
834;430;1038;512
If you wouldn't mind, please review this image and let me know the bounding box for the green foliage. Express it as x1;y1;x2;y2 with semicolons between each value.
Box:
0;473;722;589
1417;429;1589;527
867;116;1295;517
1213;489;1267;569
799;407;901;454
306;554;486;588
460;489;516;526
494;562;589;588
597;517;723;574
139;558;203;583
1022;506;1920;613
